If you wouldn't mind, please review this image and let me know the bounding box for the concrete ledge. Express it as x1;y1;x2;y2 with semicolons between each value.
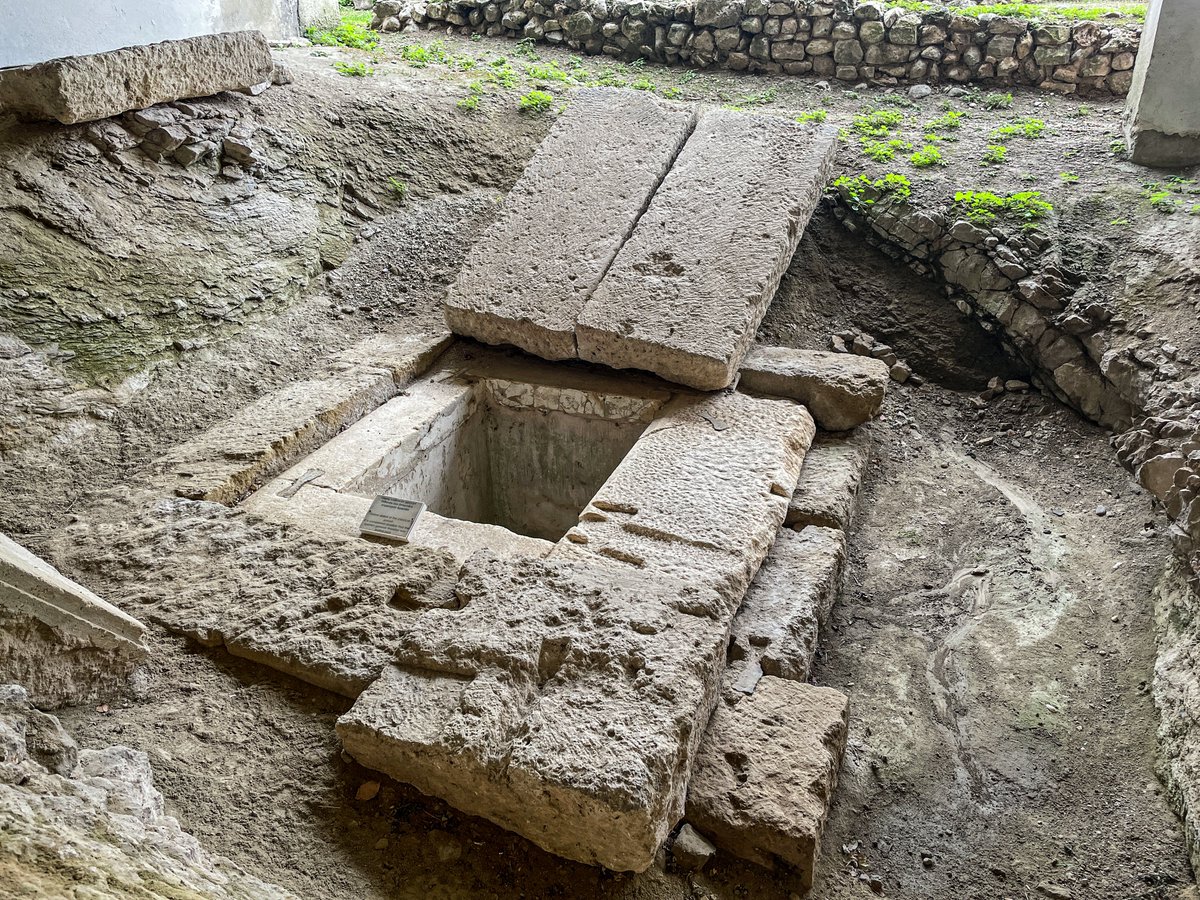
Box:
1;533;146;708
0;32;275;124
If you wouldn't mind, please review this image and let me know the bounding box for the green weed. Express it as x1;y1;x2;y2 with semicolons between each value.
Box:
518;89;555;114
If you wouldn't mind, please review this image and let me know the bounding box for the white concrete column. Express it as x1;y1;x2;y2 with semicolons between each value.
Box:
1123;0;1200;167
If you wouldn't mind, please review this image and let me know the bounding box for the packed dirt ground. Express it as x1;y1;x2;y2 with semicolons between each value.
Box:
3;23;1200;900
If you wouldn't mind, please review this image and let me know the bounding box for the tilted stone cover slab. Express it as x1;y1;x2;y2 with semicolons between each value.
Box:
443;88;696;361
0;32;275;125
576;112;836;390
739;345;889;431
686;678;849;889
339;389;815;871
0;533;146;709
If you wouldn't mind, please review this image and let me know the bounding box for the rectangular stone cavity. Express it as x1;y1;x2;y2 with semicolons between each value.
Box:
443;88;696;361
576;112;836;390
0;32;275;125
339;388;814;871
247;356;667;544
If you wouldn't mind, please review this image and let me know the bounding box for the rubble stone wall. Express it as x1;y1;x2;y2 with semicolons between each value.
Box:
373;0;1141;96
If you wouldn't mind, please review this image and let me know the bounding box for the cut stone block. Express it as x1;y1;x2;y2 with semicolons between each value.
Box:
443;88;696;361
739;346;889;432
786;427;873;531
0;32;275;125
0;533;146;709
1123;0;1200;167
151;330;450;504
556;389;816;606
686;678;849;888
339;388;815;872
576;112;836;390
726;525;846;695
338;552;729;872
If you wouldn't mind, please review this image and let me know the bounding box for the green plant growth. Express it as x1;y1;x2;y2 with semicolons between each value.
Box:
910;145;945;167
852;108;904;137
796;110;828;124
631;77;656;91
333;60;373;76
981;144;1008;165
832;173;914;211
458;81;486;111
513;37;541;60
1109;139;1127;156
924;110;966;133
518;90;555;114
861;138;912;162
1060;172;1080;183
992;117;1046;140
953;190;1053;228
1143;178;1200;213
387;177;408;201
662;86;682;99
983;92;1014;110
307;20;378;50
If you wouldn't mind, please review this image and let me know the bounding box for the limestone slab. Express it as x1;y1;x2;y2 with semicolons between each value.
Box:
0;32;275;125
555;390;815;605
726;525;846;694
0;533;146;709
152;330;450;504
443;88;696;360
686;678;848;888
786;427;874;531
338;552;729;872
576;112;836;390
739;346;889;431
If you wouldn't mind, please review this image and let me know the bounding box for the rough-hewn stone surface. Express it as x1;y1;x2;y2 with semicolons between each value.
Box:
0;684;298;898
556;389;816;603
376;0;1140;97
60;497;460;697
0;32;275;125
0;532;146;709
787;427;873;531
726;525;846;694
577;111;835;390
739;346;889;431
151;330;451;504
339;552;731;873
686;678;848;888
443;89;695;360
340;389;814;872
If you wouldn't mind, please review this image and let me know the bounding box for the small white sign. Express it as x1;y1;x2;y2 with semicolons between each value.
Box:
360;496;426;543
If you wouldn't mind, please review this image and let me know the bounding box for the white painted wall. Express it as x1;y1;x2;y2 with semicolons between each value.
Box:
0;0;337;68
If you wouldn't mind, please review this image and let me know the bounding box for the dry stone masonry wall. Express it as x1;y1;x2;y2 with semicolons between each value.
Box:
373;0;1140;96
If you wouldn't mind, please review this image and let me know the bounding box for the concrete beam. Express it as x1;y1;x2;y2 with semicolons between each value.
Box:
1123;0;1200;167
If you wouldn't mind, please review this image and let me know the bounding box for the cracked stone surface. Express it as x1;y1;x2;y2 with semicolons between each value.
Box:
443;88;695;361
576;111;835;390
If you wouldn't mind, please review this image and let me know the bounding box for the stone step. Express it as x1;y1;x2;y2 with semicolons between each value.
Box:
576;110;835;390
443;88;697;362
786;426;874;532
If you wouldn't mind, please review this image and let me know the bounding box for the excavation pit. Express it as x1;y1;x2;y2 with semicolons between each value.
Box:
242;346;674;556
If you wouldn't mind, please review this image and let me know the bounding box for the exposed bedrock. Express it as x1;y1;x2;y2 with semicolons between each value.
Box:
0;683;298;898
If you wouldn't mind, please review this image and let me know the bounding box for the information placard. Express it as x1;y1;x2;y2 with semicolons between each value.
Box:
359;496;426;543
